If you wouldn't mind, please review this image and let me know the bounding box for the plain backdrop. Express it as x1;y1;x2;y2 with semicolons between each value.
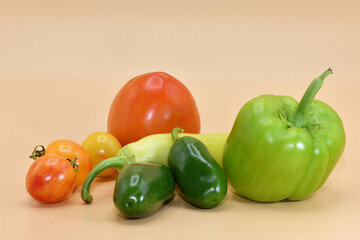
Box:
1;1;359;239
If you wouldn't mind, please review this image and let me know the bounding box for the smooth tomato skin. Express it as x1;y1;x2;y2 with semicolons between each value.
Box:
81;132;121;177
45;140;92;187
26;154;76;203
107;72;201;146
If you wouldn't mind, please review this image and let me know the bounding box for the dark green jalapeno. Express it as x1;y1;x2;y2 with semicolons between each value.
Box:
113;161;175;218
168;128;227;209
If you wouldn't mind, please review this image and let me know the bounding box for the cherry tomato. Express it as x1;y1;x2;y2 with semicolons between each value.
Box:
107;72;201;146
45;139;92;187
26;154;76;203
81;132;122;177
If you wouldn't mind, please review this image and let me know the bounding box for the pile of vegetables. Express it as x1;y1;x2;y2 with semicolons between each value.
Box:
26;69;345;218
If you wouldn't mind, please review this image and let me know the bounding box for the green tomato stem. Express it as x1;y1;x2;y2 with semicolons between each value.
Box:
289;68;333;128
29;145;46;160
67;157;79;172
171;127;184;142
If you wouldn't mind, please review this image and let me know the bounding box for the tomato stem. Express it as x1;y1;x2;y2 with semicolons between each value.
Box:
29;145;46;160
67;157;79;172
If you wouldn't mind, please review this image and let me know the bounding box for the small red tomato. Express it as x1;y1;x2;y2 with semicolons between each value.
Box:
26;154;76;203
107;72;201;146
45;140;92;187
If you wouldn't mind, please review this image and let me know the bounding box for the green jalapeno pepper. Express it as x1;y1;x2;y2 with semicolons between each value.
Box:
113;161;174;218
168;128;228;209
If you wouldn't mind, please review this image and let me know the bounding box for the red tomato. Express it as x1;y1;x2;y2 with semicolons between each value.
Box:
26;154;76;203
45;140;92;187
107;72;201;146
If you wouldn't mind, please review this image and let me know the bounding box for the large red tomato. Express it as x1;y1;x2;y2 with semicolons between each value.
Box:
107;72;200;146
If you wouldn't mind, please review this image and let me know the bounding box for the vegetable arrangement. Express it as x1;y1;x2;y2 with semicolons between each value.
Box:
26;69;345;218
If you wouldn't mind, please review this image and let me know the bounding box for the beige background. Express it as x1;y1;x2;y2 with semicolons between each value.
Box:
1;0;360;239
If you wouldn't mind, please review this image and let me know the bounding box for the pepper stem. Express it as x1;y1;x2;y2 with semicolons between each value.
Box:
289;68;333;128
81;154;128;204
171;127;184;142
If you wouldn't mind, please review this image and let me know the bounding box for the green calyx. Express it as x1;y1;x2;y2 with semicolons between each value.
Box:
288;68;333;130
67;157;79;172
279;108;321;135
29;145;46;160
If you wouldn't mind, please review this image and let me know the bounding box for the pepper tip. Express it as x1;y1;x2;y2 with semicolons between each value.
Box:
81;188;93;204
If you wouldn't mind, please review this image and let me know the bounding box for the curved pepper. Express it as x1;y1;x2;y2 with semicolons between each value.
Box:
223;68;345;202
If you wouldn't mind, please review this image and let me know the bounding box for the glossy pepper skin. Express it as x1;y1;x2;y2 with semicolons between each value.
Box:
223;69;345;202
168;128;227;208
113;161;174;218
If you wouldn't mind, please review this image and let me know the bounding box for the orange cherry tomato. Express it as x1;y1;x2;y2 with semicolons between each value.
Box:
81;132;121;177
26;154;76;203
107;72;201;146
45;140;92;187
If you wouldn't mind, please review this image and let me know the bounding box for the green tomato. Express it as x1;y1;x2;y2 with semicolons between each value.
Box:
82;132;122;177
